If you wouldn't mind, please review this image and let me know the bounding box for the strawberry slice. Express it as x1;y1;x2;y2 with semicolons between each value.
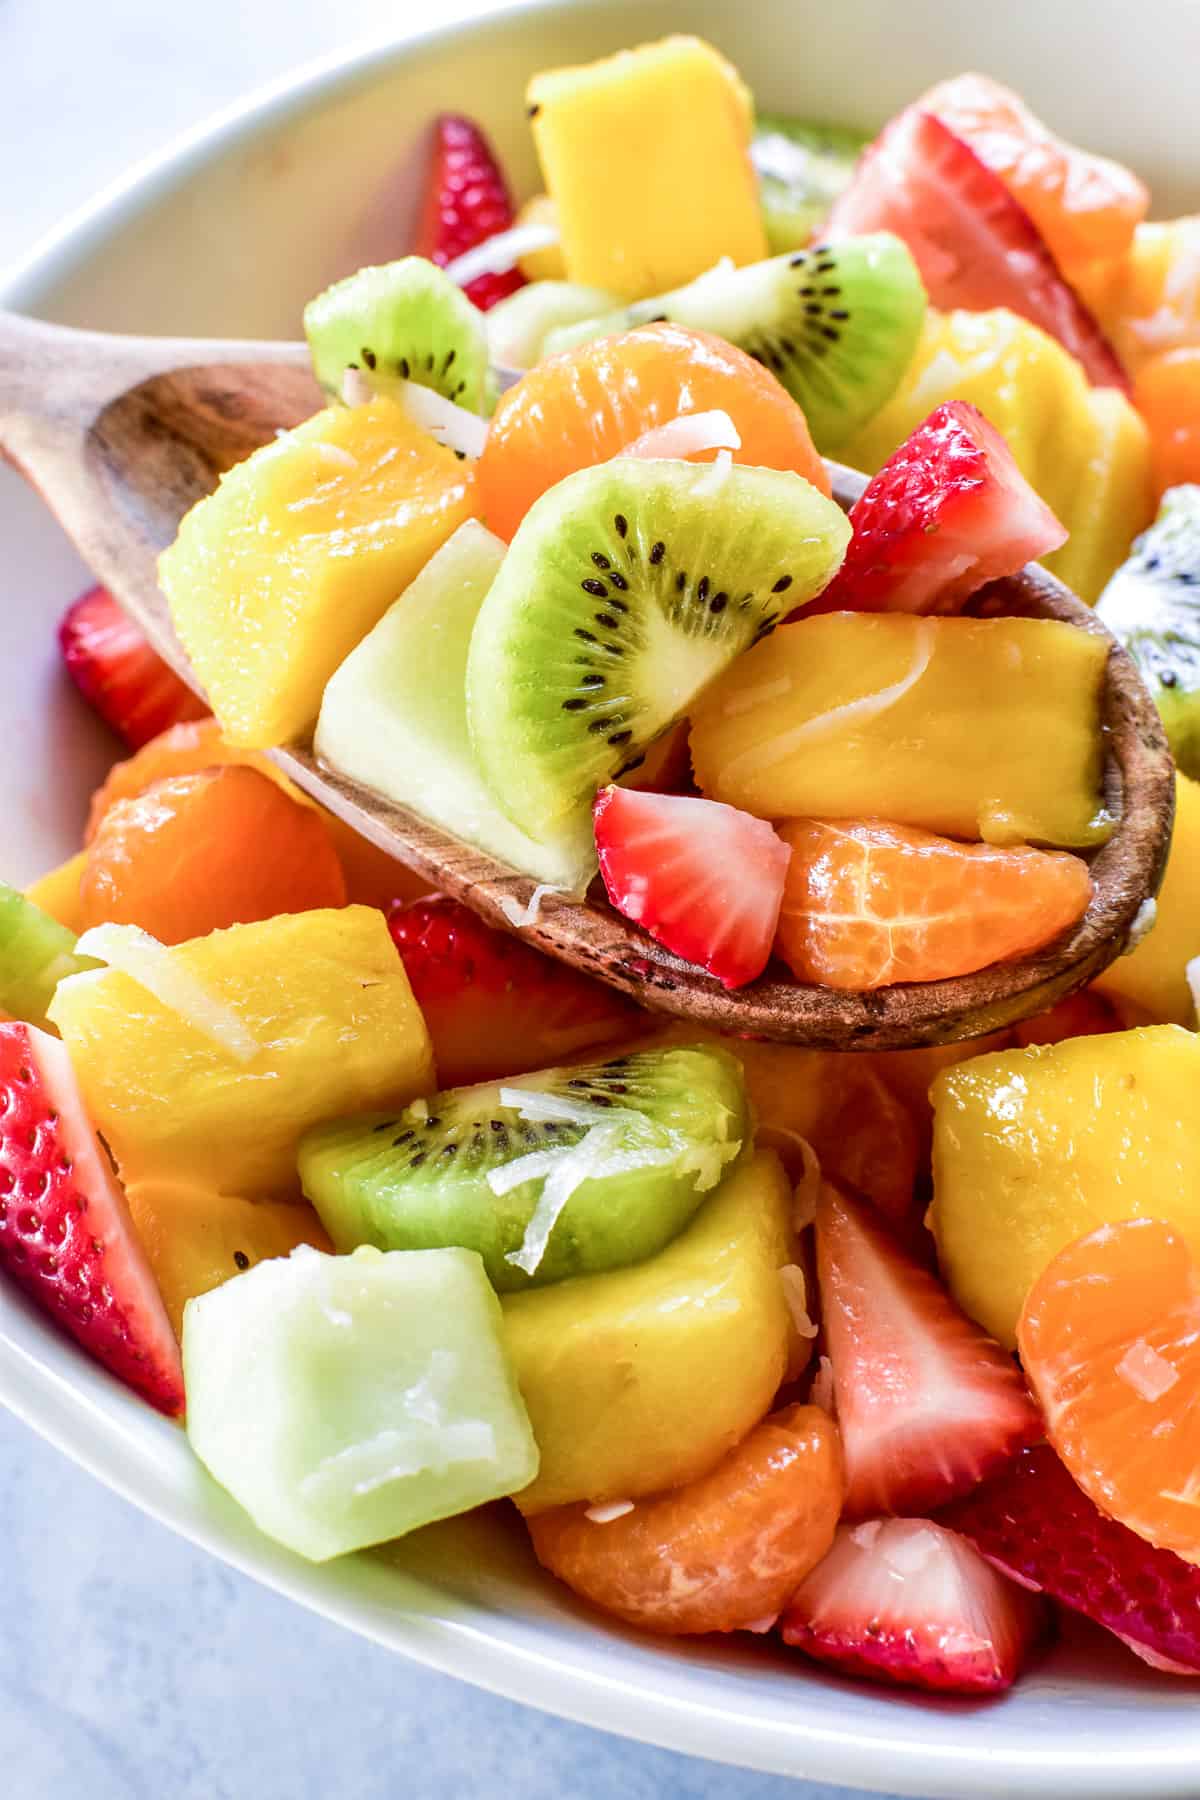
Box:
825;108;1128;389
817;401;1066;614
388;894;640;1088
59;585;208;750
816;1183;1040;1515
592;786;791;991
943;1445;1200;1676
415;114;524;312
0;1021;184;1414
780;1517;1046;1694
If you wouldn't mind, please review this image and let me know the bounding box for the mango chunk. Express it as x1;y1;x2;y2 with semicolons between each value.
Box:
47;907;433;1199
502;1151;793;1512
159;398;476;747
930;1025;1200;1345
528;36;766;300
25;852;87;934
1095;770;1200;1024
689;613;1109;846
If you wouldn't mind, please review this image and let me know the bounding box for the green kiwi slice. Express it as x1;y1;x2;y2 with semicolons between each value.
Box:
485;279;620;370
542;235;927;453
752;114;870;253
304;256;490;412
1097;484;1200;778
298;1045;749;1292
0;883;96;1027
466;456;851;840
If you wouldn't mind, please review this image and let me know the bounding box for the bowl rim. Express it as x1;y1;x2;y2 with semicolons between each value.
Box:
4;10;1200;1794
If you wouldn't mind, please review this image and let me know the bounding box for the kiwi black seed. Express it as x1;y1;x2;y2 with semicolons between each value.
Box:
297;1046;751;1291
465;456;851;840
303;255;490;413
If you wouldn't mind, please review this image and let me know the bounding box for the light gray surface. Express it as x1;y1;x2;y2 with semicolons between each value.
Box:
0;2;904;1794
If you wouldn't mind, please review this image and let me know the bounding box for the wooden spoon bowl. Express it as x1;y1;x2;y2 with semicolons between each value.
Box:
0;309;1175;1049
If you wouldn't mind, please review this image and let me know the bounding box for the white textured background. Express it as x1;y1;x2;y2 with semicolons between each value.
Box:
0;2;901;1794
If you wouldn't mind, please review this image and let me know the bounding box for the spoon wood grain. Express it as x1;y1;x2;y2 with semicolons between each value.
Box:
0;308;1176;1049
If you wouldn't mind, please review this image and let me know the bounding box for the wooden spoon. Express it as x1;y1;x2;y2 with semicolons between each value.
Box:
0;308;1175;1049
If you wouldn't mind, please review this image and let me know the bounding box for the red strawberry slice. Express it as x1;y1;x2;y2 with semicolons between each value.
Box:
816;1183;1040;1516
825;108;1129;390
388;894;640;1088
592;786;791;991
0;1021;184;1415
817;401;1066;615
943;1446;1200;1676
780;1516;1046;1694
59;585;208;750
415;114;525;312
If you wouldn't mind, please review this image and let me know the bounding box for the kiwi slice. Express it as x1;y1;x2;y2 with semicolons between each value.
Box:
304;256;490;413
542;235;927;453
752;114;870;253
486;279;620;371
0;883;96;1026
1097;485;1200;777
298;1045;749;1292
465;456;851;840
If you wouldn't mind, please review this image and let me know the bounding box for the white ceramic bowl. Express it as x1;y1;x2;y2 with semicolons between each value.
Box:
4;4;1200;1792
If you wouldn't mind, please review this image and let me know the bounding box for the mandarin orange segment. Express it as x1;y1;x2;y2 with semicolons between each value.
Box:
1134;349;1200;498
1019;1219;1200;1562
527;1403;843;1635
477;321;830;542
79;764;347;942
774;820;1091;991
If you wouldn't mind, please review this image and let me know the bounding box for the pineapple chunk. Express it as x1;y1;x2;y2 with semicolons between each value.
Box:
159;398;476;747
1095;770;1200;1025
528;36;766;301
48;907;433;1199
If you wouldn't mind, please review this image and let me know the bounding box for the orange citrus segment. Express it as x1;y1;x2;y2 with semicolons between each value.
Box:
79;764;347;942
527;1403;843;1634
1133;348;1200;498
1019;1218;1200;1562
477;321;830;542
774;820;1091;990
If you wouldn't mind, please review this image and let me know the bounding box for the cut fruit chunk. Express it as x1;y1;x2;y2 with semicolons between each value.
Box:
527;36;765;300
159;396;476;748
0;882;96;1025
467;456;850;844
0;1021;183;1414
1096;484;1200;778
593;787;791;989
184;1243;538;1561
485;279;619;370
414;114;524;311
818;400;1066;614
502;1150;794;1511
48;907;433;1200
1019;1218;1200;1563
775;819;1091;990
388;894;639;1087
1136;349;1200;498
58;585;209;750
543;236;928;455
929;1025;1200;1346
314;520;597;891
304;256;490;412
1080;216;1200;374
780;1517;1045;1694
513;194;567;282
22;854;88;935
1095;770;1200;1025
529;1404;842;1635
477;320;831;543
943;1444;1200;1675
816;1184;1039;1516
690;612;1110;848
751;115;869;253
1011;986;1121;1048
298;1044;748;1292
826;108;1127;389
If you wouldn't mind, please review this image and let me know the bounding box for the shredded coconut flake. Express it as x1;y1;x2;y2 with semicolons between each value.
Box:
1115;1339;1180;1402
444;222;560;287
74;925;260;1062
314;441;358;471
851;1519;883;1551
497;1087;616;1128
1126;897;1158;952
499;1118;678;1276
395;379;489;458
740;1613;779;1635
690;447;734;498
341;367;374;406
790;1138;821;1231
881;1524;940;1578
495;884;565;928
779;1264;819;1337
722;621;935;788
810;1354;836;1416
622;410;742;461
1187;954;1200;1026
584;1499;635;1524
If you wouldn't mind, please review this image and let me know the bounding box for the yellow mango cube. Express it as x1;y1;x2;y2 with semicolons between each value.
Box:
1095;770;1200;1024
159;398;476;747
689;613;1109;846
528;36;766;301
502;1151;793;1512
48;907;433;1199
25;852;87;933
930;1025;1200;1345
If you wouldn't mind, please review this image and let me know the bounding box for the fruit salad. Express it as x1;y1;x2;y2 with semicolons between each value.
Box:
7;31;1200;1704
